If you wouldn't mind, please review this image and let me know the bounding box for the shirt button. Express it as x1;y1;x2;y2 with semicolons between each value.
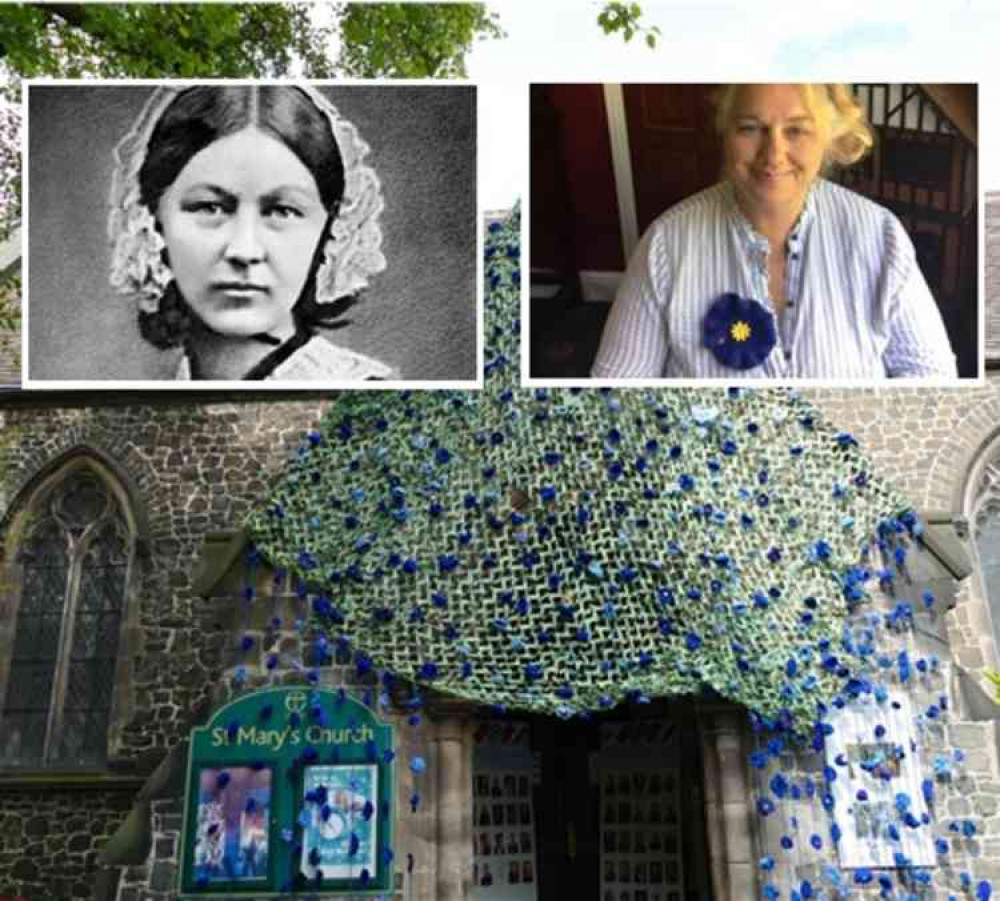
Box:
784;351;792;361
790;252;800;260
787;301;796;308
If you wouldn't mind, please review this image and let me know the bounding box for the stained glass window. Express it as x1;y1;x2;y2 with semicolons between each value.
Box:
0;467;131;768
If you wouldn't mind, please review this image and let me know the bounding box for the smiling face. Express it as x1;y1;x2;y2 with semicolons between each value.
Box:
157;127;328;340
723;84;829;221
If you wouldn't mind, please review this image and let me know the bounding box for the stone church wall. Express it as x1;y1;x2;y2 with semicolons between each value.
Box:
0;398;330;897
2;385;1000;898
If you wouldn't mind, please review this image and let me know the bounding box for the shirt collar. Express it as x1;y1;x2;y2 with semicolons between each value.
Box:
724;179;818;255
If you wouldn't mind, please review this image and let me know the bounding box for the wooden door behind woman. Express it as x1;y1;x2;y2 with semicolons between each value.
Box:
623;85;721;235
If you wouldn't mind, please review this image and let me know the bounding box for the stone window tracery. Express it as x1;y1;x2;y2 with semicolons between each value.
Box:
968;455;1000;646
0;464;133;768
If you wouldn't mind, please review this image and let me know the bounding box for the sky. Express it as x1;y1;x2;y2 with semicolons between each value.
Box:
468;0;999;209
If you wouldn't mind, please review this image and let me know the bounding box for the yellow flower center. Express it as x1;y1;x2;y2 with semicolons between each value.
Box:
730;320;751;342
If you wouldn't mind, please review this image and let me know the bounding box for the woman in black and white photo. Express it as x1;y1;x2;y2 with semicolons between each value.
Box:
25;82;477;384
110;84;393;380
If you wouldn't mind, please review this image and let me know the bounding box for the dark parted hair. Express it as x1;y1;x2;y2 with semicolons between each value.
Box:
136;85;356;349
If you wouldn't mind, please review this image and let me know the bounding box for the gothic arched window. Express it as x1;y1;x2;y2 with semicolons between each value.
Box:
0;462;133;768
968;453;1000;649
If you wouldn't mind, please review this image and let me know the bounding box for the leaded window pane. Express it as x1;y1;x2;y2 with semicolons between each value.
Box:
0;709;48;762
1;468;130;768
56;473;109;531
19;519;68;613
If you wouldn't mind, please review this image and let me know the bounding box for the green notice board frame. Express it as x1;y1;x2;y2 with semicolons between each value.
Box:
178;686;395;897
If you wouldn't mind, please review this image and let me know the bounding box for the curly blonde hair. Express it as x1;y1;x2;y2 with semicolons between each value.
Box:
713;84;874;168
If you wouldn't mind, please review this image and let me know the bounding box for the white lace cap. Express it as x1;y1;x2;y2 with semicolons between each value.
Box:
108;84;386;311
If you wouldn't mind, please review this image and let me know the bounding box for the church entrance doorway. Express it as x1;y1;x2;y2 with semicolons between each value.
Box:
472;702;713;901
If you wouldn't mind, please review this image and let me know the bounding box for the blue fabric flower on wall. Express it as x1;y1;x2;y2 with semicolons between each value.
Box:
702;293;777;370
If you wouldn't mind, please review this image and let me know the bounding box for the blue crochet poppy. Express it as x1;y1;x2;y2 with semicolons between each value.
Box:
702;292;777;370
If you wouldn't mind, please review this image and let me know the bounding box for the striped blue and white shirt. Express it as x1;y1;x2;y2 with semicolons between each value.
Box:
591;180;958;379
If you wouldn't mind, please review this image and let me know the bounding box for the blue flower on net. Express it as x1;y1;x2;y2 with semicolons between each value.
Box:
770;773;789;798
702;293;777;370
417;661;439;681
757;797;775;816
854;868;873;884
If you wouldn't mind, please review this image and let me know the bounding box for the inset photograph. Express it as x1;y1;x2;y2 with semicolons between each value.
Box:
25;81;478;387
529;83;978;383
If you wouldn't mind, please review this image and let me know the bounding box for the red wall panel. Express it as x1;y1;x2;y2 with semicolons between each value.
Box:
531;85;624;274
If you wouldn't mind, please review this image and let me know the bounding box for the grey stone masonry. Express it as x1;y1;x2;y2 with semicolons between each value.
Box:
0;784;134;899
1;379;1000;898
987;192;1000;363
746;534;1000;901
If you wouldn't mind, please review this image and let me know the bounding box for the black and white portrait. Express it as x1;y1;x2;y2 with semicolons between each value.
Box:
25;82;478;386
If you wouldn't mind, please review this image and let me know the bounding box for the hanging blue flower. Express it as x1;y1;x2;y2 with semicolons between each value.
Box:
702;293;777;370
756;797;775;816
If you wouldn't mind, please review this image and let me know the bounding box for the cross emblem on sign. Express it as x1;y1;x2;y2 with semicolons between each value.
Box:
285;690;308;714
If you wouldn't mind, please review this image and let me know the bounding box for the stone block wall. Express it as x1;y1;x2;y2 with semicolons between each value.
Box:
807;385;1000;685
752;714;1000;899
115;798;183;901
2;383;1000;897
0;399;330;760
0;785;134;899
0;399;330;897
987;192;1000;363
747;565;1000;900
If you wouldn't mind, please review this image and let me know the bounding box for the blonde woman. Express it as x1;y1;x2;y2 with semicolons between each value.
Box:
592;84;956;379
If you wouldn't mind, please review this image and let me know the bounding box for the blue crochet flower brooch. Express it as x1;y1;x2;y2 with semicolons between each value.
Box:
702;292;777;370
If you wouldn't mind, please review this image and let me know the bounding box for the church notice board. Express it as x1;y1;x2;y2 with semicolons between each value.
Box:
178;686;395;897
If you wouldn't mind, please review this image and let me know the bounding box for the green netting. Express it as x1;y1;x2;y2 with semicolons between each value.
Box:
246;205;913;731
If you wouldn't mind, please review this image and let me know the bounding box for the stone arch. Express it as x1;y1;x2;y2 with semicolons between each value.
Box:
924;392;1000;516
954;419;1000;672
888;394;1000;680
1;443;152;557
